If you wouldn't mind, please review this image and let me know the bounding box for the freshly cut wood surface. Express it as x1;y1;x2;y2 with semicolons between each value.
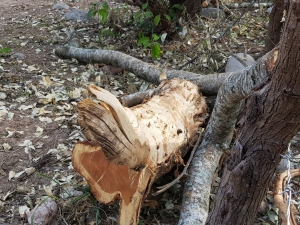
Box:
72;78;207;225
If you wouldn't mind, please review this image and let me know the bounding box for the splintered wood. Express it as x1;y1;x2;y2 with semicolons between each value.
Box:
72;78;207;225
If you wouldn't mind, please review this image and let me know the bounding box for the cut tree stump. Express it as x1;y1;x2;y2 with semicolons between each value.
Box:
72;78;207;225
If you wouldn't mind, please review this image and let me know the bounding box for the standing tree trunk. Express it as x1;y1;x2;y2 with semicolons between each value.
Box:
264;0;288;53
207;1;300;224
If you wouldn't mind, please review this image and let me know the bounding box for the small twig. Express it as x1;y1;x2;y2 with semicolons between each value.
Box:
220;40;249;67
152;133;203;196
229;54;248;67
60;208;69;225
291;180;300;187
219;3;234;16
154;216;161;225
216;0;220;25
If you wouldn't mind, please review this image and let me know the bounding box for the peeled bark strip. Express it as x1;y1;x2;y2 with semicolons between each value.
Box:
207;2;300;224
55;45;243;96
72;78;207;225
178;49;274;225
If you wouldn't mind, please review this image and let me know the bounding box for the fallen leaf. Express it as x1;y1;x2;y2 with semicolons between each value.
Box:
69;88;82;98
35;126;44;137
25;167;36;176
42;76;53;87
28;65;37;71
39;116;53;123
44;186;54;197
9;171;15;180
3;191;15;201
19;205;30;217
2;143;11;150
159;70;167;81
14;171;25;178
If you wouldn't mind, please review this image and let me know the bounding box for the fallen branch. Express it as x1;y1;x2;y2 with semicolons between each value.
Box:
55;45;244;96
120;89;155;107
225;2;273;9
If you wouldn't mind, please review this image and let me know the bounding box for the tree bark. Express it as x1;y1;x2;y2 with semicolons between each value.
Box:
178;49;273;225
55;45;244;96
207;1;300;224
264;0;288;53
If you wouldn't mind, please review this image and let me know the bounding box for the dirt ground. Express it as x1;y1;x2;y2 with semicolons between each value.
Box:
0;1;121;224
1;0;299;224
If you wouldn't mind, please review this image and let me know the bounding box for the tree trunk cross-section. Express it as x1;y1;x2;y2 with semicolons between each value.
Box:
207;1;300;224
72;78;207;225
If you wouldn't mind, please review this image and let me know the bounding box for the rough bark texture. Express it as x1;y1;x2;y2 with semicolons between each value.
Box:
72;79;207;225
55;45;242;96
264;0;288;52
207;2;300;224
178;50;273;225
120;89;155;107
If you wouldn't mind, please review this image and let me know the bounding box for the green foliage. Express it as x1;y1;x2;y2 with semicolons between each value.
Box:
152;34;160;41
88;2;128;43
168;3;185;21
164;14;171;21
134;2;184;35
138;36;151;48
87;1;185;60
142;2;148;10
133;2;187;59
137;35;161;59
172;4;184;10
151;42;161;59
134;3;156;36
153;14;161;26
88;2;110;24
0;47;12;54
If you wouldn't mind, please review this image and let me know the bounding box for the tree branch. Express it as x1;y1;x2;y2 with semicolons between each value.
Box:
178;49;274;224
55;45;243;96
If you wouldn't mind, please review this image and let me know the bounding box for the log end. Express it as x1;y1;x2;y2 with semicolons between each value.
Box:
72;141;142;205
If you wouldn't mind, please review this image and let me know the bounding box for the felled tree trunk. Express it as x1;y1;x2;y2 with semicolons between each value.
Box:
72;78;207;225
